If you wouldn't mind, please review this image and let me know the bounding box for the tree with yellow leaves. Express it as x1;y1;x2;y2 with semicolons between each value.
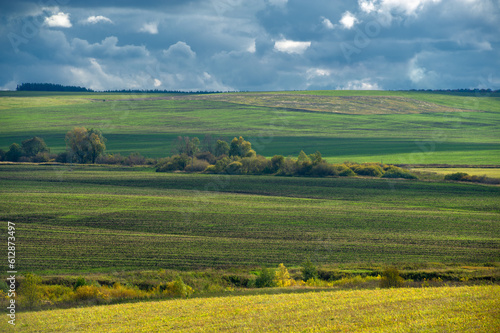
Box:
274;263;293;287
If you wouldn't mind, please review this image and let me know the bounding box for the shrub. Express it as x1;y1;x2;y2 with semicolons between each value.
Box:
185;158;210;172
240;156;271;174
20;273;42;308
31;152;51;163
74;285;108;301
74;277;87;290
225;161;243;174
277;157;298;176
38;285;74;303
108;283;144;299
352;164;384;177
196;151;216;164
271;155;285;173
444;172;469;181
163;276;193;298
5;143;23;162
204;164;217;173
310;163;336;177
256;268;276;288
337;164;356;177
380;267;404;288
156;154;190;172
55;151;72;163
124;152;146;166
302;260;318;281
97;153;126;165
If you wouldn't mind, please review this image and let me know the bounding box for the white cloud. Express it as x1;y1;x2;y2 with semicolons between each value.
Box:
84;15;113;24
359;0;377;13
274;39;311;54
339;11;358;29
381;0;442;16
407;55;438;85
163;41;196;60
321;17;335;30
306;68;331;80
139;22;158;34
153;78;162;87
338;79;381;90
44;12;72;28
247;39;256;53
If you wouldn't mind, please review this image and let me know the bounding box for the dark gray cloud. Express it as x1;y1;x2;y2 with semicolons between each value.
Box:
0;0;498;91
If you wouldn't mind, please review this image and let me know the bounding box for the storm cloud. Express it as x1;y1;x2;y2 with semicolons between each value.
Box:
0;0;498;91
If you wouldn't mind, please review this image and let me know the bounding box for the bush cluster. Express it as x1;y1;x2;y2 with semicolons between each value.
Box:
0;135;155;166
444;172;500;184
156;136;418;179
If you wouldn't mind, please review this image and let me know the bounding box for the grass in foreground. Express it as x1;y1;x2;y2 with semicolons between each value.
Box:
5;285;499;332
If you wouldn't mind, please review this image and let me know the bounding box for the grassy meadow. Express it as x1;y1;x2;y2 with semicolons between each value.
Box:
1;164;498;273
1;90;499;164
3;285;498;332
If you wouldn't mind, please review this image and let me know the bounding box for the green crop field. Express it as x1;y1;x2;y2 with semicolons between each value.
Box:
1;164;498;273
1;90;499;164
3;285;498;332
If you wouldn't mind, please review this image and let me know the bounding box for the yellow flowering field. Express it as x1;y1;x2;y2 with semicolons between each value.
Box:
5;285;499;332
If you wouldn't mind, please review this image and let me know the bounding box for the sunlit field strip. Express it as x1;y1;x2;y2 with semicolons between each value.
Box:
5;285;499;332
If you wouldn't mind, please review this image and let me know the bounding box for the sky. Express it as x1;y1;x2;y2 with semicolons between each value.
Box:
0;0;499;91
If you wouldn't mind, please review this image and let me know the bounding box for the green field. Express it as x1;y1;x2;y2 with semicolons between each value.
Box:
3;285;498;332
1;164;498;273
412;167;500;178
1;90;499;164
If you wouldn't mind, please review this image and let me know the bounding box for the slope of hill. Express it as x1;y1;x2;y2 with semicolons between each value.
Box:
1;90;499;164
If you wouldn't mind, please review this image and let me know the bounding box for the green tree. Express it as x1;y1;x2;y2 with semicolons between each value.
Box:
21;136;49;157
297;150;311;164
256;267;276;288
380;267;404;288
215;140;230;156
65;127;106;164
301;259;318;281
271;155;285;173
5;143;23;162
174;136;200;166
308;151;322;165
229;136;255;157
201;134;216;154
87;129;106;164
20;273;42;309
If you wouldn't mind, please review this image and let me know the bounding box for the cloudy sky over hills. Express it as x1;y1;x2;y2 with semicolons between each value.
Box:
0;0;499;91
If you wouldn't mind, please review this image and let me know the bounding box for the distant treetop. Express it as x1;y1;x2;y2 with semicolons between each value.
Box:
15;82;227;94
16;83;94;92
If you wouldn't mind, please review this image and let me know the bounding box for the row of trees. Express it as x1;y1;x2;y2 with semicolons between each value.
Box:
1;130;416;179
16;83;94;92
0;128;107;164
157;135;417;179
